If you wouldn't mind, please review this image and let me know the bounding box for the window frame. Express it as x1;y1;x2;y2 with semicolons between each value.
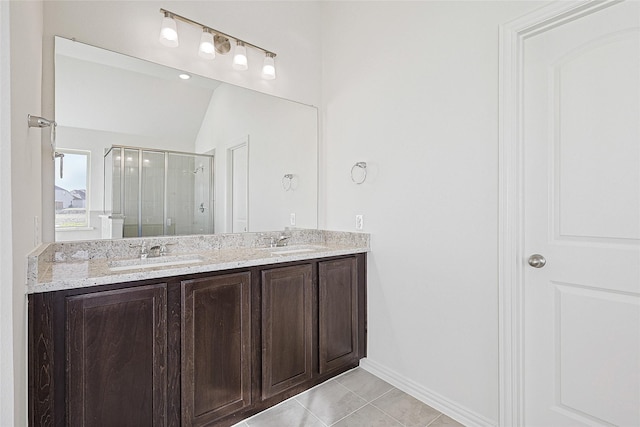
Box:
54;148;91;230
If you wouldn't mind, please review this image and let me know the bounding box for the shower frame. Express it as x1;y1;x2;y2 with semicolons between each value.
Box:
104;145;215;237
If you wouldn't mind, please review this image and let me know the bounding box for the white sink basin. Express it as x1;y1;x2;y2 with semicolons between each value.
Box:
261;245;326;255
108;254;205;271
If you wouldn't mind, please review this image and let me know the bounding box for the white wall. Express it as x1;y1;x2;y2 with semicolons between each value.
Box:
0;2;15;425
5;1;45;425
195;83;318;233
320;1;543;425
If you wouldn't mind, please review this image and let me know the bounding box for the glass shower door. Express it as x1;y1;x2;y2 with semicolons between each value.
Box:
105;146;214;238
122;149;140;238
141;150;166;236
166;153;213;235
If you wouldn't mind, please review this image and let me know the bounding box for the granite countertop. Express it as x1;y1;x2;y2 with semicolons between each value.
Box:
27;229;369;294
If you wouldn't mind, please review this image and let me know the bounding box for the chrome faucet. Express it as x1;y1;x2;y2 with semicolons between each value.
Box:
148;245;162;258
275;235;290;247
148;242;174;258
132;241;168;259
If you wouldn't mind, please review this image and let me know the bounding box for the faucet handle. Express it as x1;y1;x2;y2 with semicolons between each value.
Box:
140;241;148;259
159;242;176;256
262;236;277;248
276;235;290;247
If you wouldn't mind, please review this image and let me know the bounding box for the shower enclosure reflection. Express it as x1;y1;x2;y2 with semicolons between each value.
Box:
104;146;214;238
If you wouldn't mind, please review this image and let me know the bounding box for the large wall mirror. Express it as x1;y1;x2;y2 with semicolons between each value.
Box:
53;36;318;242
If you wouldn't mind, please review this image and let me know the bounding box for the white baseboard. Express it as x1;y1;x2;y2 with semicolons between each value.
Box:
359;358;496;427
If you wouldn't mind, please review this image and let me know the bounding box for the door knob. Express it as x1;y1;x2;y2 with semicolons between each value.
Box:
528;254;546;268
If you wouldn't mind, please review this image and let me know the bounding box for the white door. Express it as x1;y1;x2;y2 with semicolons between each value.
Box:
230;143;248;233
522;2;640;426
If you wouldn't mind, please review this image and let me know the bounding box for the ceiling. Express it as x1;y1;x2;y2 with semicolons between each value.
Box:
55;38;221;142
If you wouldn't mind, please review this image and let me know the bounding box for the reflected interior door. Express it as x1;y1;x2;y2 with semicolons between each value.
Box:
523;2;640;425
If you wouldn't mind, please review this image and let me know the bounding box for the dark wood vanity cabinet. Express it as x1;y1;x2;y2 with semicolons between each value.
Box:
67;284;168;427
319;257;360;375
29;254;366;427
260;264;314;400
181;272;252;426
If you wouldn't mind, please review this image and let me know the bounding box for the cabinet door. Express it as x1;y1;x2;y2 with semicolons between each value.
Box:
181;272;252;426
319;257;359;374
67;283;167;427
261;264;314;400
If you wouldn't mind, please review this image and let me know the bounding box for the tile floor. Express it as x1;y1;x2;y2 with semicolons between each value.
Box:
233;368;466;427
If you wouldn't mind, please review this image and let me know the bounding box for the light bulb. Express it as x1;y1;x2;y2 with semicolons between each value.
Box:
159;13;179;47
262;53;276;80
233;41;248;71
198;29;215;60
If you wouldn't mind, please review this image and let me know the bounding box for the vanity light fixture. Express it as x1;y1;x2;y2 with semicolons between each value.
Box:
232;41;248;70
158;8;277;79
198;29;216;60
262;53;276;80
159;11;179;47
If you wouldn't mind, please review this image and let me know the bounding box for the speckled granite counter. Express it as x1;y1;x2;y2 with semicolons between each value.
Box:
27;229;369;293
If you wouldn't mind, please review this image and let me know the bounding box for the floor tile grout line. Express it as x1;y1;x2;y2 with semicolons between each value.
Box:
371;401;444;427
340;384;397;404
369;386;395;403
334;370;397;403
368;387;446;427
426;413;444;427
293;371;400;426
365;388;414;426
237;367;457;427
325;401;371;426
292;398;329;427
292;381;363;427
298;380;368;427
368;403;409;427
368;401;413;427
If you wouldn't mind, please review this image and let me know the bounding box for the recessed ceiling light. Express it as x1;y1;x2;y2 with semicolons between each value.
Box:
179;73;191;80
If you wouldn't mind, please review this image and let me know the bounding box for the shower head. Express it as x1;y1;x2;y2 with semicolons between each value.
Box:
193;165;204;174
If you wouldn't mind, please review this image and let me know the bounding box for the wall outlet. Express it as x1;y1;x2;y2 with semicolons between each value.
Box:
290;213;296;226
355;215;363;230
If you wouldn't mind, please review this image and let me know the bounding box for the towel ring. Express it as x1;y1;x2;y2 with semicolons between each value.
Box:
350;162;367;184
282;174;293;191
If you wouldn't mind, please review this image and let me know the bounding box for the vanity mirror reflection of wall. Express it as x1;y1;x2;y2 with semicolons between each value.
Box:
53;36;318;242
